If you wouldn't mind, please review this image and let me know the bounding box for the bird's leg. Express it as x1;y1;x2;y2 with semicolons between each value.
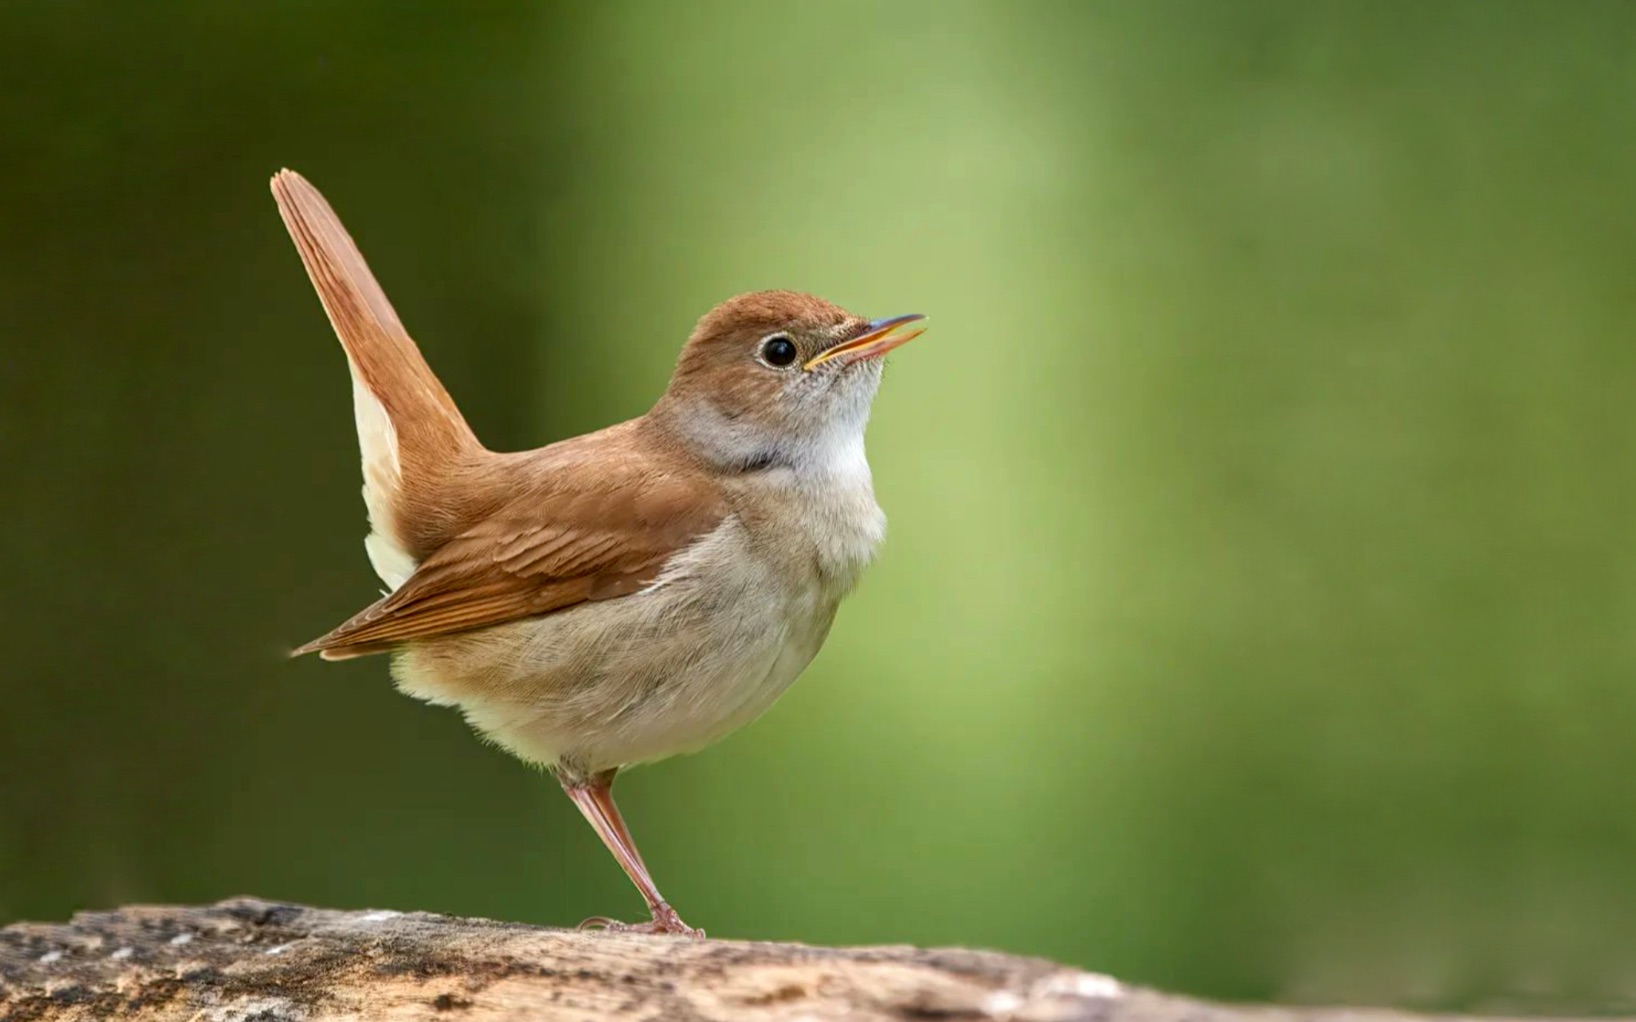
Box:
559;768;703;938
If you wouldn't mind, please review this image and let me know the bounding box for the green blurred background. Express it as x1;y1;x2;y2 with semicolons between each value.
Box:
4;0;1635;1013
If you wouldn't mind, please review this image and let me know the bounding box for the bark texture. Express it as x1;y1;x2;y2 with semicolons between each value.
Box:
0;898;1562;1021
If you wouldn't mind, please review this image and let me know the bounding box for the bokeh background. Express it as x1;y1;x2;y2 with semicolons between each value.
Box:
4;1;1635;1013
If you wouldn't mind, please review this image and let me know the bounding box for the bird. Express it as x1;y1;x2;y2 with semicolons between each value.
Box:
270;169;925;936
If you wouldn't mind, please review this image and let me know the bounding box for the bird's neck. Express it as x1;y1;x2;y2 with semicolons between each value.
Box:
644;393;876;487
643;395;886;592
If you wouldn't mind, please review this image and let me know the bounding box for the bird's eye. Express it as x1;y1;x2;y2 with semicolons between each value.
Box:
760;335;798;368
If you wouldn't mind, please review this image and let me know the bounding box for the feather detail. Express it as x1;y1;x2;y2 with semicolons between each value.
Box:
292;434;729;658
270;169;480;580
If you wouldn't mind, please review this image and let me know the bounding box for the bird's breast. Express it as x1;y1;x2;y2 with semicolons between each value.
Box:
741;448;887;599
391;505;871;776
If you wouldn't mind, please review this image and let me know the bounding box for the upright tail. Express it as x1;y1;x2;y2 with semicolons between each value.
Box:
271;169;480;589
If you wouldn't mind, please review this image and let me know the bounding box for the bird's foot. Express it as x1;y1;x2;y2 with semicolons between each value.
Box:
578;902;704;938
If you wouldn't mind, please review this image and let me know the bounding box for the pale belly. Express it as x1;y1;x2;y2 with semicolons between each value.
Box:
387;518;845;779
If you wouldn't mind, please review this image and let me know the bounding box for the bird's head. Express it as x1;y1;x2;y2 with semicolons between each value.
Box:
656;290;925;473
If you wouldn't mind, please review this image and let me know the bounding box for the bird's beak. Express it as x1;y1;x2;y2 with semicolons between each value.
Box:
803;314;926;371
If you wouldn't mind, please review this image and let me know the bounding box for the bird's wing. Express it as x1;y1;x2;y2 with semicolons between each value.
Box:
294;456;728;659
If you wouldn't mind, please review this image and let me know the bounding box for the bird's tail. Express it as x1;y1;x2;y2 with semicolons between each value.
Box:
271;169;479;589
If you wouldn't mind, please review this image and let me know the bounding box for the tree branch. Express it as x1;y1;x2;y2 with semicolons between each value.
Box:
0;898;1538;1021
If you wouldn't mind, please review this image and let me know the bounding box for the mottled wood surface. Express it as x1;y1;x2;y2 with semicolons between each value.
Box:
0;898;1574;1021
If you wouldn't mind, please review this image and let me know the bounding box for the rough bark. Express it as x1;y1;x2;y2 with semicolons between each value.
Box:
0;898;1563;1021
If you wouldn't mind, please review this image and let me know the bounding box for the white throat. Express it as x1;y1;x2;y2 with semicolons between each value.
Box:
660;384;886;586
664;374;878;480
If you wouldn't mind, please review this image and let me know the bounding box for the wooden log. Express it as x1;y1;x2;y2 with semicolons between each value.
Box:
0;898;1553;1021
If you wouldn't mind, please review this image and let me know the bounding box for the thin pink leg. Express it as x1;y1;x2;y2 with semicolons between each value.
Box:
560;770;702;937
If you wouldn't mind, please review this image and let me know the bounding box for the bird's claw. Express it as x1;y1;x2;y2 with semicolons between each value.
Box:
578;903;704;938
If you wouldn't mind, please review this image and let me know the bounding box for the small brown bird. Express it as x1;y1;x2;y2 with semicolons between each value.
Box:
270;170;924;936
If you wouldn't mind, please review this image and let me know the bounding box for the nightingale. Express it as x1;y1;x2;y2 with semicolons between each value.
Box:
270;170;925;937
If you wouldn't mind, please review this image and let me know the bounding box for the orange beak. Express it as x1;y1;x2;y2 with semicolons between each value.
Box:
803;314;926;371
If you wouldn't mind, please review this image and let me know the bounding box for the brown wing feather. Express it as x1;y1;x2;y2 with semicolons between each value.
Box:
293;455;728;659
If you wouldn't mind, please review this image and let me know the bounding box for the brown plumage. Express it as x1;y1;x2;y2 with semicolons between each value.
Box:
270;169;924;936
271;172;478;560
274;172;730;659
296;437;729;657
